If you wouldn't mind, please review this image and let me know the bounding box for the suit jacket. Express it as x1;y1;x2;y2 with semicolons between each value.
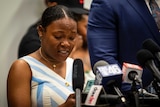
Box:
87;0;160;90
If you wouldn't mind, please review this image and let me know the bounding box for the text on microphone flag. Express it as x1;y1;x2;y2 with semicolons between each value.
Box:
97;64;122;76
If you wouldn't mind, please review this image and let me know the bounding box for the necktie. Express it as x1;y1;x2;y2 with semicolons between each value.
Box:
149;0;160;30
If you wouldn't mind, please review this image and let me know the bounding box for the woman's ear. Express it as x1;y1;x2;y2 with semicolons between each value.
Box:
37;25;44;40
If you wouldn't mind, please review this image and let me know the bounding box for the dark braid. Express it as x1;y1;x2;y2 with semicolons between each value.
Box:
40;5;76;29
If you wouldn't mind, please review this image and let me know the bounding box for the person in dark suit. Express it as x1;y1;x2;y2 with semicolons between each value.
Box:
87;0;160;92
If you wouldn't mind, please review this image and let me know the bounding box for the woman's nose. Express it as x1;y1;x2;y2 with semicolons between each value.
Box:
60;40;70;47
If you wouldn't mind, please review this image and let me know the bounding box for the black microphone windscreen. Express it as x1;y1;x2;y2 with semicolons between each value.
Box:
136;49;154;67
72;58;84;92
143;39;160;54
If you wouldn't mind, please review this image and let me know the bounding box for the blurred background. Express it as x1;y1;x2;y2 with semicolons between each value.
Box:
0;0;92;106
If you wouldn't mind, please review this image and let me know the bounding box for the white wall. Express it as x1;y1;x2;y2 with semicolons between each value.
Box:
0;0;45;106
0;0;92;106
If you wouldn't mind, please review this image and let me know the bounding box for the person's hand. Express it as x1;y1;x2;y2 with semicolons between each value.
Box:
59;93;75;107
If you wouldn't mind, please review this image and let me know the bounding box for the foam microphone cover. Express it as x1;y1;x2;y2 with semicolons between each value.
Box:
136;49;160;82
72;58;85;91
142;39;160;54
93;60;109;74
136;49;154;67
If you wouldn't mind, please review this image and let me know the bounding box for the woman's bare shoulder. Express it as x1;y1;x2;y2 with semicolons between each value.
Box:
8;59;32;78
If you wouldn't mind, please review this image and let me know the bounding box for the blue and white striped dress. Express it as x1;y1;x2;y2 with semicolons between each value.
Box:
21;56;74;107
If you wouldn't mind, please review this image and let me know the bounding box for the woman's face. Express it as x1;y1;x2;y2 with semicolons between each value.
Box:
39;18;77;62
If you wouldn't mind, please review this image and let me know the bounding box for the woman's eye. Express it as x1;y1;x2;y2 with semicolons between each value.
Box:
69;36;76;41
54;36;62;40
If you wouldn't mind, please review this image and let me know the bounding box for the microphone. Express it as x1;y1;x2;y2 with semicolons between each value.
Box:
128;71;141;83
93;60;125;104
72;59;85;107
93;60;109;74
93;60;109;85
138;88;158;97
106;80;127;104
122;63;143;107
136;49;160;83
122;62;143;85
93;60;123;92
83;80;95;93
142;39;160;64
